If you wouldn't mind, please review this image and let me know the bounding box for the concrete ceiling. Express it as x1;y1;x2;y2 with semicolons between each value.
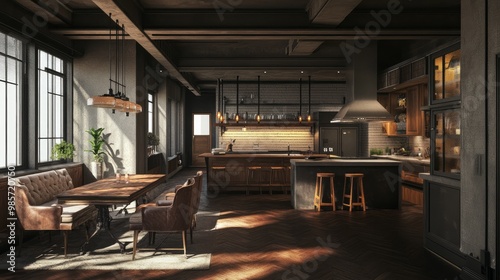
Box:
11;0;460;95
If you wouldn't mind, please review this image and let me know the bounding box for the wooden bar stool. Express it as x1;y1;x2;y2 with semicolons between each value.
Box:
342;173;366;211
210;166;226;184
313;172;336;211
269;166;286;195
247;166;262;194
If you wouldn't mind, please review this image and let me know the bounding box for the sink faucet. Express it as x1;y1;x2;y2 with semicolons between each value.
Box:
288;144;290;155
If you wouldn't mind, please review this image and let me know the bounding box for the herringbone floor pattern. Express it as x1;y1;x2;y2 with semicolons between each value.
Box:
4;168;460;280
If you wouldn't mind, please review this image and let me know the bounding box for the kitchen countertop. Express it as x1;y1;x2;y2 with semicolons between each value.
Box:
291;158;401;166
372;155;430;165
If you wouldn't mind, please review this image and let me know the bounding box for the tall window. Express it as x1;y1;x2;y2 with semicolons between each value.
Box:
148;92;154;133
0;32;23;170
37;49;66;163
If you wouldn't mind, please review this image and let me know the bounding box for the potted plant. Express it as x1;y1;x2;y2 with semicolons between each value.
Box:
85;127;106;179
147;132;160;155
51;140;75;161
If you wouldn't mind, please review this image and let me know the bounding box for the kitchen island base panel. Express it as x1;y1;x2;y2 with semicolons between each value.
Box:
291;159;401;210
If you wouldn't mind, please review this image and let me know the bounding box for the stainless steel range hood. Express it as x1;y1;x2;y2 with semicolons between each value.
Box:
331;42;392;123
331;99;393;122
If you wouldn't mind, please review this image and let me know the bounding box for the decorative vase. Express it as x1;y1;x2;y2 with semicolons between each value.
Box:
90;161;103;180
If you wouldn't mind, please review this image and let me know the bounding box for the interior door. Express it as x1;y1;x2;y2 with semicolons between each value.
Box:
192;114;211;167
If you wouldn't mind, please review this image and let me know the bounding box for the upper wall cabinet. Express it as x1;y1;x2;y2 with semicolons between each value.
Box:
378;57;428;92
430;47;461;104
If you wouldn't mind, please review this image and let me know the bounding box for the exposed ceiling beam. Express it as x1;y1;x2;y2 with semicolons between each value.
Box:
91;0;201;96
15;0;72;25
307;0;363;26
52;28;460;40
177;57;346;69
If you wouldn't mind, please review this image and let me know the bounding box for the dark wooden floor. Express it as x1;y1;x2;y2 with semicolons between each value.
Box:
3;168;461;280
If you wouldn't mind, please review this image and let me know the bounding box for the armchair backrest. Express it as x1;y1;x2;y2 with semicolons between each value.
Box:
191;171;203;215
142;177;195;232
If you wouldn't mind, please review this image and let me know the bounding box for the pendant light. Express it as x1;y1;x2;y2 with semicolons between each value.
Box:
87;13;117;109
220;79;224;123
216;78;221;121
87;14;141;115
235;76;240;123
307;76;312;122
256;75;261;123
298;78;303;123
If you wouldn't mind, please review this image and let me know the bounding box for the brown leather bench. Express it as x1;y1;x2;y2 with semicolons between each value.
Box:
14;168;98;257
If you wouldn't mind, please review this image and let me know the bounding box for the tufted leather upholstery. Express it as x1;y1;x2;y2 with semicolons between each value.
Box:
129;177;195;259
14;169;98;257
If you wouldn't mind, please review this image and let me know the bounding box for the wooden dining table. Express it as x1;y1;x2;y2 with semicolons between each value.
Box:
57;174;166;253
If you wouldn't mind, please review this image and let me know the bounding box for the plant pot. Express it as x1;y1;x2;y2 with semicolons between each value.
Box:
90;161;103;180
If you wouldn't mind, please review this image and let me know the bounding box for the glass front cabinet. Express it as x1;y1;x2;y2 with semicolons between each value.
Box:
431;107;460;179
423;42;463;268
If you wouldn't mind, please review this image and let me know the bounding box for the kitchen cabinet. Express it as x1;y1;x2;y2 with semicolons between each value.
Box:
377;84;426;136
422;42;463;268
431;48;461;103
431;106;461;179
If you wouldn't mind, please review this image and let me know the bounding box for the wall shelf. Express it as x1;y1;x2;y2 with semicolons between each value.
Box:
215;121;315;135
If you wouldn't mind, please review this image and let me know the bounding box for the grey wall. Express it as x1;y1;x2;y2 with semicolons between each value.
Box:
461;0;498;269
73;40;138;177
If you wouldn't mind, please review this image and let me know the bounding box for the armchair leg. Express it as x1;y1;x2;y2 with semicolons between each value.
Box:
133;230;140;260
182;230;187;258
63;231;69;257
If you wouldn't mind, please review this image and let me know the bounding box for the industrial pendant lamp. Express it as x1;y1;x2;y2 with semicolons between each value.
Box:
220;79;224;123
235;76;240;123
216;78;221;121
307;76;312;122
256;76;261;123
87;14;141;115
298;78;303;123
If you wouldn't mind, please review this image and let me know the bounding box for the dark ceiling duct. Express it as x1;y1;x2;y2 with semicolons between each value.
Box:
332;42;392;122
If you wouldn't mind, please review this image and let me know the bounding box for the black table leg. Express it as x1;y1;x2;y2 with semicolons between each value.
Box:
80;205;127;254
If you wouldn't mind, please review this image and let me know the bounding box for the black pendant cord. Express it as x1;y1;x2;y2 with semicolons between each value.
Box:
299;78;302;121
236;76;239;122
115;19;119;96
257;76;260;116
308;76;311;121
108;13;112;94
217;78;221;120
121;24;125;98
221;79;224;121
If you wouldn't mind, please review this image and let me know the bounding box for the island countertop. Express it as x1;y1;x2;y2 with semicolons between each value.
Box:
290;158;402;210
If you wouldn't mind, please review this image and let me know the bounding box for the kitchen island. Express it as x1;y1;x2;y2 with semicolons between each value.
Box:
199;152;327;193
291;158;402;210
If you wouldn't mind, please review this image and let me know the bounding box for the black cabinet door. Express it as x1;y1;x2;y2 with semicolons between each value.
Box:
341;128;358;157
319;127;339;155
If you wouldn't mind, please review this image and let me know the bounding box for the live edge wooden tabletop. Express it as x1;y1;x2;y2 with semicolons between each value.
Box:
56;174;166;205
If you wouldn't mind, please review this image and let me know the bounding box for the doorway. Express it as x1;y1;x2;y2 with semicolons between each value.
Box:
192;114;211;167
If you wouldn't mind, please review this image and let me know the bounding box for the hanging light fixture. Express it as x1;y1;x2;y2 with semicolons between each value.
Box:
235;76;240;123
307;76;312;122
256;75;261;123
87;14;141;115
298;78;303;123
216;78;221;121
87;13;117;109
219;79;224;123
